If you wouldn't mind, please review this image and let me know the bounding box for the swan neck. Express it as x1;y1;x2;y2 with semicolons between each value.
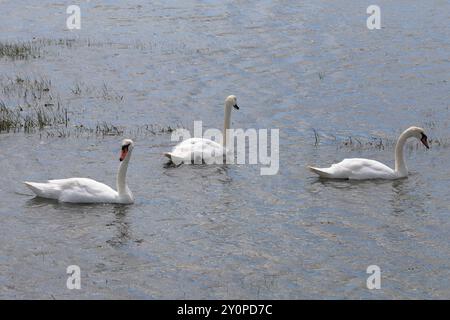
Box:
223;105;232;147
394;130;410;177
117;154;130;196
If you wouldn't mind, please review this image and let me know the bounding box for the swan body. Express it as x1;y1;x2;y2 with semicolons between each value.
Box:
164;138;227;164
165;95;239;164
24;178;130;203
309;158;397;180
309;127;429;180
24;139;135;204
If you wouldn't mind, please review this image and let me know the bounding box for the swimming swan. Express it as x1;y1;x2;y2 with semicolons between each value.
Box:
24;139;135;204
164;95;239;164
308;126;429;180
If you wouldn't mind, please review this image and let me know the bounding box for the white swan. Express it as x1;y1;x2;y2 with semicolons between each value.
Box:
308;126;429;180
164;95;239;164
24;139;135;204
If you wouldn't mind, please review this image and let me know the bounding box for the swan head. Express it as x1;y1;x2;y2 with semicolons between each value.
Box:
408;126;429;149
225;95;239;110
120;139;134;162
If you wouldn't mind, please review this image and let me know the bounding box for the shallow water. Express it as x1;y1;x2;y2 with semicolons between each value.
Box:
1;0;449;299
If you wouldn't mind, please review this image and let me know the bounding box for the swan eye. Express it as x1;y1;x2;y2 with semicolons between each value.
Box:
122;144;130;151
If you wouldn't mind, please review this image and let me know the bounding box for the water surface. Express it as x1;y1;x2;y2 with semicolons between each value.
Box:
0;0;449;299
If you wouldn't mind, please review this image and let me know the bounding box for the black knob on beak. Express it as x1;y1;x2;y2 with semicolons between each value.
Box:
421;133;430;149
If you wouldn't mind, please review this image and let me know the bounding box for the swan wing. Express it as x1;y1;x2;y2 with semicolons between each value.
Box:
310;158;396;180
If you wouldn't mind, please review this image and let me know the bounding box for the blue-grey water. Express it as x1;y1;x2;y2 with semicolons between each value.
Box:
0;0;449;299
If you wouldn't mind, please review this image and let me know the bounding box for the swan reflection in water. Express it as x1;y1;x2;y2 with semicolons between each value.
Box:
24;197;133;247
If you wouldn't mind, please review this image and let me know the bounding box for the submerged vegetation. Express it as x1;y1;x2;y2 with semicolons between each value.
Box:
0;41;41;60
0;74;181;137
0;38;80;60
0;37;188;61
312;128;449;150
0;101;68;133
0;76;68;132
41;123;182;139
1;38;448;148
71;82;124;101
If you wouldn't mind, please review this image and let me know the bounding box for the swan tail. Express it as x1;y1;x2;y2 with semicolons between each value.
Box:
24;182;44;195
23;181;59;199
308;166;333;178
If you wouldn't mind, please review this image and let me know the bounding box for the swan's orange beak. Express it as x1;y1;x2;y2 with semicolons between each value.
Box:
120;146;129;161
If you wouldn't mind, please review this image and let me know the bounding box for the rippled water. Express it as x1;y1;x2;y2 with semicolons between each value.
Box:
1;0;449;299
